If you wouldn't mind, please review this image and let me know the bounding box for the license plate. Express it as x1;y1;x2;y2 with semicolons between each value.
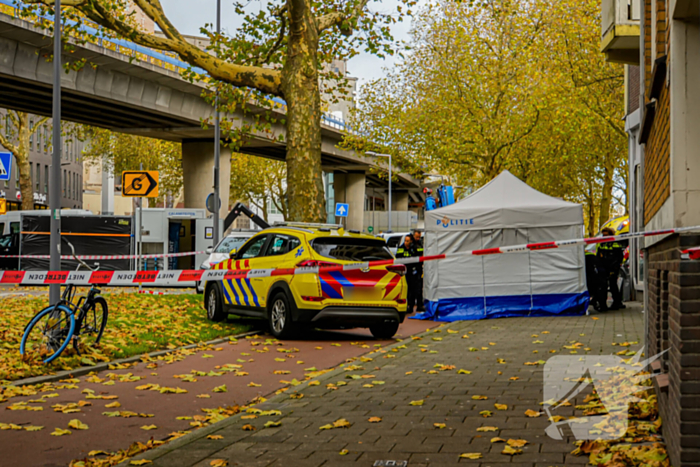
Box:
343;287;382;302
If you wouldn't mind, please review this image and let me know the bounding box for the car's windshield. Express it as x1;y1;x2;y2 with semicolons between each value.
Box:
216;236;251;253
311;237;393;261
386;236;403;248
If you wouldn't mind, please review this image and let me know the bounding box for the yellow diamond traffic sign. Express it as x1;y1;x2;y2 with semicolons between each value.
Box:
121;171;159;198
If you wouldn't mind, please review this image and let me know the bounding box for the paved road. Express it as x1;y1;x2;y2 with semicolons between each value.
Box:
127;305;646;467
1;319;437;467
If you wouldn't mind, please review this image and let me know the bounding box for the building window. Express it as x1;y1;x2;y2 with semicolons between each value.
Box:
44;127;49;153
63;169;66;197
268;198;282;216
35;163;40;191
44;165;48;193
29;118;34;150
73;173;77;200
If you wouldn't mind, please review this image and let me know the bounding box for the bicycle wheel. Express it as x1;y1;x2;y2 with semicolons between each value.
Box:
20;305;76;364
75;296;108;350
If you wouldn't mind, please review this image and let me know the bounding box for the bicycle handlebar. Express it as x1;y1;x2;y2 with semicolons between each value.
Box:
65;241;100;272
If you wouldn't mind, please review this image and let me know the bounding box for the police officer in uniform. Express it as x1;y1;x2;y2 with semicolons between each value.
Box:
585;247;601;310
412;230;425;312
596;227;626;311
396;235;418;312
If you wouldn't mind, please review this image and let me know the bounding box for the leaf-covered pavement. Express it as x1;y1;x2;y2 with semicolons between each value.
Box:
122;303;671;467
0;293;253;382
0;317;435;466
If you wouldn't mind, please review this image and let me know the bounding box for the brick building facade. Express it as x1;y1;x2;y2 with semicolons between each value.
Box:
637;1;700;465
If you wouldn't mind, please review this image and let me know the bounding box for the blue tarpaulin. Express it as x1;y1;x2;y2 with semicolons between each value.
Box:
413;292;590;321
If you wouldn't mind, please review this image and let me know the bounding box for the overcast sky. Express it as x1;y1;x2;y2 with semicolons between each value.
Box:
160;0;414;87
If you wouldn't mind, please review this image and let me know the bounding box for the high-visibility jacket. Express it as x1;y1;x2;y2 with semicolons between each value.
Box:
596;241;623;271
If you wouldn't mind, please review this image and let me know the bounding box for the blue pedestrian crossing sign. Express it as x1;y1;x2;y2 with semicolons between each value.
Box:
0;152;12;182
335;203;349;218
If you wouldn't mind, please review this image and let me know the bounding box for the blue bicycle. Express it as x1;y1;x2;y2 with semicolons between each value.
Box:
20;242;108;364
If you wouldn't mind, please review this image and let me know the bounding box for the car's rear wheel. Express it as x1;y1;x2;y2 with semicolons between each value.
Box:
369;321;399;339
206;285;227;322
268;292;296;339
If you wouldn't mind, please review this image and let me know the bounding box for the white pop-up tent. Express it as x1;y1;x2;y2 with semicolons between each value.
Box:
415;171;589;321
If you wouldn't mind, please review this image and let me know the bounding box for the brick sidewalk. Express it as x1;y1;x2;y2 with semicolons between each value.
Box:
128;305;645;467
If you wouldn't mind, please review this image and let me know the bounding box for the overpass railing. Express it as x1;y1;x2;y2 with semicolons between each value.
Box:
0;0;348;131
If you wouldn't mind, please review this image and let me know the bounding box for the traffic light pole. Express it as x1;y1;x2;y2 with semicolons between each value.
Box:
49;0;62;304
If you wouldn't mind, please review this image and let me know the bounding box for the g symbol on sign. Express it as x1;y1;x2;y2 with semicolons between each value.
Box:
133;177;143;191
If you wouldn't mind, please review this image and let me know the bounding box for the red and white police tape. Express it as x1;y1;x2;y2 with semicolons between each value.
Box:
1;225;699;286
0;251;206;260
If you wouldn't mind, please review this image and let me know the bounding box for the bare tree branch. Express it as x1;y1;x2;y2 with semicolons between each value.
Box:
26;0;284;96
257;6;287;67
0;131;18;154
317;0;370;34
30;117;50;135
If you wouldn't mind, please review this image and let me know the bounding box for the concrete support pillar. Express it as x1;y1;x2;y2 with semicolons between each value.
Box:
182;141;231;215
333;172;365;231
101;156;114;215
392;192;409;211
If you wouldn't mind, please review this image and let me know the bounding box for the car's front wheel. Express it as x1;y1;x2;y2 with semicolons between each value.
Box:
268;292;296;339
369;321;399;339
206;285;227;322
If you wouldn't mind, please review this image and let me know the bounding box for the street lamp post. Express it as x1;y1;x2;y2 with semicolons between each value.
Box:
212;0;221;247
49;0;62;304
367;152;392;233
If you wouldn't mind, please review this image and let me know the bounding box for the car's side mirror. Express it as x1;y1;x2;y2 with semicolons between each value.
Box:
229;248;238;259
206;246;213;254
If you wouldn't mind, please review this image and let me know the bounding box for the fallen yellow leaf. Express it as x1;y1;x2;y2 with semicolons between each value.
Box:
502;445;523;455
129;461;153;466
524;409;541;418
368;417;382;423
476;426;498;432
210;460;228;467
494;403;508;410
459;453;482;459
507;439;528;448
491;437;506;443
433;423;446;429
140;425;157;430
207;435;224;440
409;400;424;406
67;419;88;430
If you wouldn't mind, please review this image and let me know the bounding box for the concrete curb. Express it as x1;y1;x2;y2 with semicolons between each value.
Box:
119;324;445;466
10;330;262;387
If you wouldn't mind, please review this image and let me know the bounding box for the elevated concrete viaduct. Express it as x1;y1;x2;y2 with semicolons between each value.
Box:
0;5;421;230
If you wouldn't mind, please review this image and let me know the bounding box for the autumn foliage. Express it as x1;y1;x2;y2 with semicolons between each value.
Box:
347;0;627;234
